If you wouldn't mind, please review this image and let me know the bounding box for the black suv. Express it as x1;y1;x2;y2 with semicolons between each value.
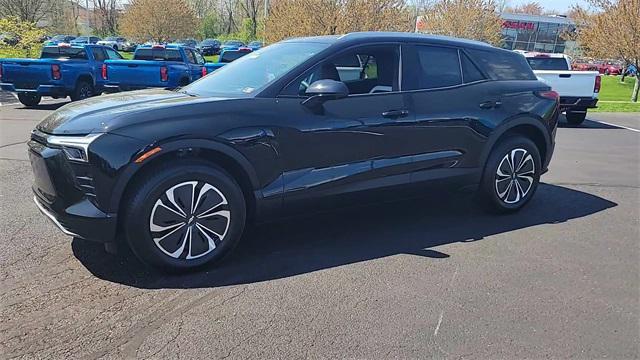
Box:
29;32;559;271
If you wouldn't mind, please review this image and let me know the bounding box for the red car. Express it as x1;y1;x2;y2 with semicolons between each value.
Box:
596;62;622;75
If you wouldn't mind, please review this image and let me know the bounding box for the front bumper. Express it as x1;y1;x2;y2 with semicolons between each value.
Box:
1;83;68;97
29;138;117;243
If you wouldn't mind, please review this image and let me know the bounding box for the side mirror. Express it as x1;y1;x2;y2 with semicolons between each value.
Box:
302;79;349;109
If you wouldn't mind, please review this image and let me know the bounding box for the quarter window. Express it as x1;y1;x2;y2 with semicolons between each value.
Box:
461;52;485;83
413;46;462;90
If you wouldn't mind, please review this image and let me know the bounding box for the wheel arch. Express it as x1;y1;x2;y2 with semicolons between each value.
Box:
481;117;550;172
112;140;261;225
76;73;95;88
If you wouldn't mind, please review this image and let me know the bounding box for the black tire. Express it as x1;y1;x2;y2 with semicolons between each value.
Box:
70;80;93;101
124;160;246;271
566;111;586;125
17;93;41;107
478;136;541;213
178;77;190;87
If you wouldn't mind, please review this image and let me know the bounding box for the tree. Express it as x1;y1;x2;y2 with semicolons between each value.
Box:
0;16;45;57
93;0;120;36
0;0;53;22
264;0;411;43
120;0;198;42
418;0;503;46
239;0;263;40
199;11;222;38
572;0;640;102
504;1;544;15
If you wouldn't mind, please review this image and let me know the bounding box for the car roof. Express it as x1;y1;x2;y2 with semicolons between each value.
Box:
282;31;495;49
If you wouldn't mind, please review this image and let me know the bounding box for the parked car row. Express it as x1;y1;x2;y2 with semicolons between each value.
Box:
0;43;253;106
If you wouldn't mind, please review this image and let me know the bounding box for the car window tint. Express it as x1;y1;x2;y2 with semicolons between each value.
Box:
413;46;462;90
461;52;485;83
220;51;248;63
134;48;183;61
468;48;536;80
282;45;399;96
526;57;569;71
91;48;106;61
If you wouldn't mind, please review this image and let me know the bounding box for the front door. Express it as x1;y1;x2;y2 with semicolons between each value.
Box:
273;44;416;212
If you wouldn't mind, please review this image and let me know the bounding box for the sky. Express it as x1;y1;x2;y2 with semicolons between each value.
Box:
508;0;590;13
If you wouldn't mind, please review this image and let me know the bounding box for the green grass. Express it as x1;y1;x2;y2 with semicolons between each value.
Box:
593;75;640;112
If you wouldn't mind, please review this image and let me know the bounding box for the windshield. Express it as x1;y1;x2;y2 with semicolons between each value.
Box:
184;42;328;97
105;37;118;41
526;57;569;71
51;35;69;41
249;42;261;46
224;41;242;46
201;39;218;45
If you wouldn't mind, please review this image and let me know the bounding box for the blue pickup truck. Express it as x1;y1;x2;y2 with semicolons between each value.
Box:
204;48;252;73
0;43;122;106
104;44;207;90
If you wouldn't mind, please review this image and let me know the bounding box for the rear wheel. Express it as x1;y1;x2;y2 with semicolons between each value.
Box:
478;136;541;213
17;93;41;107
566;111;586;125
124;161;246;271
70;80;93;101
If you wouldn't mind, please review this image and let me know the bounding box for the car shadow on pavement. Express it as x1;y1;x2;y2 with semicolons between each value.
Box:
558;118;622;130
20;102;69;111
73;183;616;289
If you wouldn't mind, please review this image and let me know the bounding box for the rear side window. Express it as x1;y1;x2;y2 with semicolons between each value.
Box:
41;47;88;60
461;52;485;83
411;45;462;90
467;48;536;80
526;57;569;71
134;49;183;61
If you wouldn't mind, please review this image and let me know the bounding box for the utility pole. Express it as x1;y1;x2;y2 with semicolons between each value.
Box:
263;0;269;42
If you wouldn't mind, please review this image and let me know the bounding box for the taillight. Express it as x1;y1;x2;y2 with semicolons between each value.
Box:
536;90;559;101
51;64;61;80
201;66;207;77
160;66;168;82
101;64;107;80
594;75;601;93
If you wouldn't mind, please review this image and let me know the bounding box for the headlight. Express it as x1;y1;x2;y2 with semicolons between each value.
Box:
47;133;103;162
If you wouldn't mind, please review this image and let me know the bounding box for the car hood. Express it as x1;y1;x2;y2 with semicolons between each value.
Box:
37;89;228;135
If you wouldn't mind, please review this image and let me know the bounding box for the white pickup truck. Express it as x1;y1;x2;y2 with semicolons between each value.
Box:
521;52;601;125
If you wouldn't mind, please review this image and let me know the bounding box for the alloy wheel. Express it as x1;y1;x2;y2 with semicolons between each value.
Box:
494;148;535;204
149;181;231;260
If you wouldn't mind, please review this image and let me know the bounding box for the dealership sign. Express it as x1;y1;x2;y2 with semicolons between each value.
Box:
502;21;536;31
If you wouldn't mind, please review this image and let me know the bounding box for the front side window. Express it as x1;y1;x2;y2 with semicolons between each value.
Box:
185;49;197;64
281;45;399;96
183;42;329;97
91;48;106;61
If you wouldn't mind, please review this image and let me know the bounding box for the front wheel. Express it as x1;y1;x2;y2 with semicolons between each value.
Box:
478;136;541;213
17;93;41;107
566;111;586;125
124;161;246;271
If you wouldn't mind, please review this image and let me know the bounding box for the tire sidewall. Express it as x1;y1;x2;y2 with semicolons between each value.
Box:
18;93;41;106
481;136;542;212
72;81;93;101
125;162;246;270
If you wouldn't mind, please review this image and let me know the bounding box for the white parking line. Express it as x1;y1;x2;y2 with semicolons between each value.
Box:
593;120;640;133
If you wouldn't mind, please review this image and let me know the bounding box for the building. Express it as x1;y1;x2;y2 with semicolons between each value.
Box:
500;13;576;54
415;12;578;54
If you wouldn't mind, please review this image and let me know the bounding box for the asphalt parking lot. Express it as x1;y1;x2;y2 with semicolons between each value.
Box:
1;95;638;359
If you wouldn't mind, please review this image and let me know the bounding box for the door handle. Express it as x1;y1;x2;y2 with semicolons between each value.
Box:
479;100;501;109
382;109;409;118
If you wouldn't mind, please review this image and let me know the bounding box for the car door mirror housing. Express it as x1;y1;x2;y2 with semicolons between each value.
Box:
302;79;349;109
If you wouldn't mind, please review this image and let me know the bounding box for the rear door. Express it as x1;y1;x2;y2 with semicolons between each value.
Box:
403;44;494;182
